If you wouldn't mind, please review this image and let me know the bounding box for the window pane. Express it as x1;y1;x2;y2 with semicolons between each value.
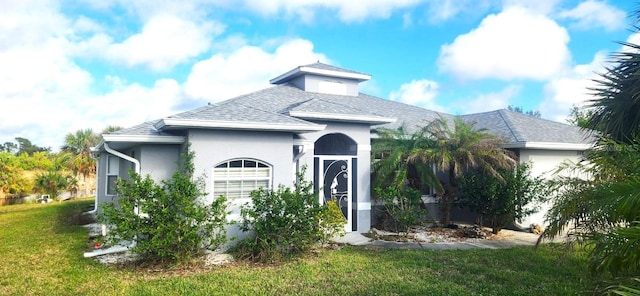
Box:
106;176;118;195
213;159;271;200
213;168;228;178
107;156;119;174
255;168;270;178
256;180;268;189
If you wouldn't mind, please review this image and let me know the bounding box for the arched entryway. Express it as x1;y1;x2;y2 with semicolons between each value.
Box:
314;133;357;232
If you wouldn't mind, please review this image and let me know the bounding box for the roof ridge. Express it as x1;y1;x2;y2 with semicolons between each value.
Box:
497;109;523;142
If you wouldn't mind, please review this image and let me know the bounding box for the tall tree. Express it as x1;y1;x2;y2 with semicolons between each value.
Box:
33;170;70;200
507;105;541;118
101;125;124;134
566;105;593;128
587;42;640;143
410;118;516;225
61;129;99;196
0;142;17;154
15;137;50;155
542;6;640;293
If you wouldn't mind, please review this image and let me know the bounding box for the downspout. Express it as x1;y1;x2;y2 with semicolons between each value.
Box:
85;150;100;214
83;142;141;258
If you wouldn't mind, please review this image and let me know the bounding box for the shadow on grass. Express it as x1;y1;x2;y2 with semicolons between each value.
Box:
53;198;96;234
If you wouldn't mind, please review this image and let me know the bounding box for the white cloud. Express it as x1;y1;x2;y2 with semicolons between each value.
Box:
80;78;183;131
437;6;571;81
454;85;521;114
502;0;560;15
558;0;626;31
239;0;424;22
94;14;223;72
425;0;493;22
0;2;188;149
389;79;445;112
184;38;328;102
538;51;607;122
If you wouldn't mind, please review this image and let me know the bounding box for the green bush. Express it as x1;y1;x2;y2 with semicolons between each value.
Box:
233;168;345;263
374;185;425;234
99;148;228;264
458;163;547;234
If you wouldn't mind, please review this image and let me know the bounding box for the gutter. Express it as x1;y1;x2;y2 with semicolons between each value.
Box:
85;149;100;215
83;142;141;258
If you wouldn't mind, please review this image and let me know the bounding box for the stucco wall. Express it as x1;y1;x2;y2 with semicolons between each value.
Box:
187;129;294;239
299;74;360;96
517;148;584;228
95;144;182;212
138;145;181;183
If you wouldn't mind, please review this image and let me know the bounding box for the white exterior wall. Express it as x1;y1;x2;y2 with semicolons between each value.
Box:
138;145;181;182
95;144;181;211
187;129;294;239
518;148;583;228
294;74;360;96
298;121;372;232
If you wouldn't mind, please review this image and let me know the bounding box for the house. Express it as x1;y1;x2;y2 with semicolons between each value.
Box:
92;62;592;238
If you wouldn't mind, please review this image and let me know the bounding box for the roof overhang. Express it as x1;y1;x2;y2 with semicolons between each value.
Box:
93;134;186;151
154;118;326;133
501;141;593;150
270;66;371;84
289;111;396;125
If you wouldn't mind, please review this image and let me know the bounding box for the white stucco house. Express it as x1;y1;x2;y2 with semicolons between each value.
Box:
92;62;592;238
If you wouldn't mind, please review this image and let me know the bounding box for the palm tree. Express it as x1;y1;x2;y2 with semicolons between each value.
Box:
411;117;516;226
587;42;640;143
61;129;99;196
541;7;640;291
102;125;124;134
33;170;69;200
371;125;440;192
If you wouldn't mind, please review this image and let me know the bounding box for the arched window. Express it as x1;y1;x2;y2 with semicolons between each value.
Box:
212;159;272;199
314;133;357;155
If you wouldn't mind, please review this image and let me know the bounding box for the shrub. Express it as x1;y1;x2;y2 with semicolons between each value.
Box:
233;168;345;263
374;185;425;234
99;148;228;264
458;163;547;234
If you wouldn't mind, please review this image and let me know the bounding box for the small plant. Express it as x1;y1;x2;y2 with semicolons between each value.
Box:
99;147;229;264
233;167;345;263
374;185;425;235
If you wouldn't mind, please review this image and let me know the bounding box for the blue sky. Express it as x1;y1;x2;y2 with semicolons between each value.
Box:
1;0;637;150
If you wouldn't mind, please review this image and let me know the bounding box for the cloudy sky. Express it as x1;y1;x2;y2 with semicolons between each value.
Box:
1;0;636;150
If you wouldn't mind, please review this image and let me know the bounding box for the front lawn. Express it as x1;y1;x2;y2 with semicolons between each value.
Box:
0;199;595;295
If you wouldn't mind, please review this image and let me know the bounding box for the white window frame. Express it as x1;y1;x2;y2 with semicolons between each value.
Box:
105;155;119;196
212;159;272;202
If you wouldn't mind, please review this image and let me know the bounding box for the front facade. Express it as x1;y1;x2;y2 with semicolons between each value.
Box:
93;62;593;236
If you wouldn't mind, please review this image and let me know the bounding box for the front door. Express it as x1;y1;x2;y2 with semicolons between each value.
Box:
319;157;351;232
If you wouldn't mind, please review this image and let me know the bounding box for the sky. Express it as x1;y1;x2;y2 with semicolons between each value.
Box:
1;0;638;150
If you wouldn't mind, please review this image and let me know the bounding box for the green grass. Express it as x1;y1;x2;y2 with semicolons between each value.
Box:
0;199;596;295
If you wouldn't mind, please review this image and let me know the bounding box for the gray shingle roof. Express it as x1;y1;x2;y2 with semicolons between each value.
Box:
231;84;447;129
107;65;591;148
168;100;317;126
107;120;169;136
460;109;593;145
301;62;369;76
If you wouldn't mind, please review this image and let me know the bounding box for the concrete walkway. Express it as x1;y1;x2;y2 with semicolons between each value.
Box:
333;230;551;250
